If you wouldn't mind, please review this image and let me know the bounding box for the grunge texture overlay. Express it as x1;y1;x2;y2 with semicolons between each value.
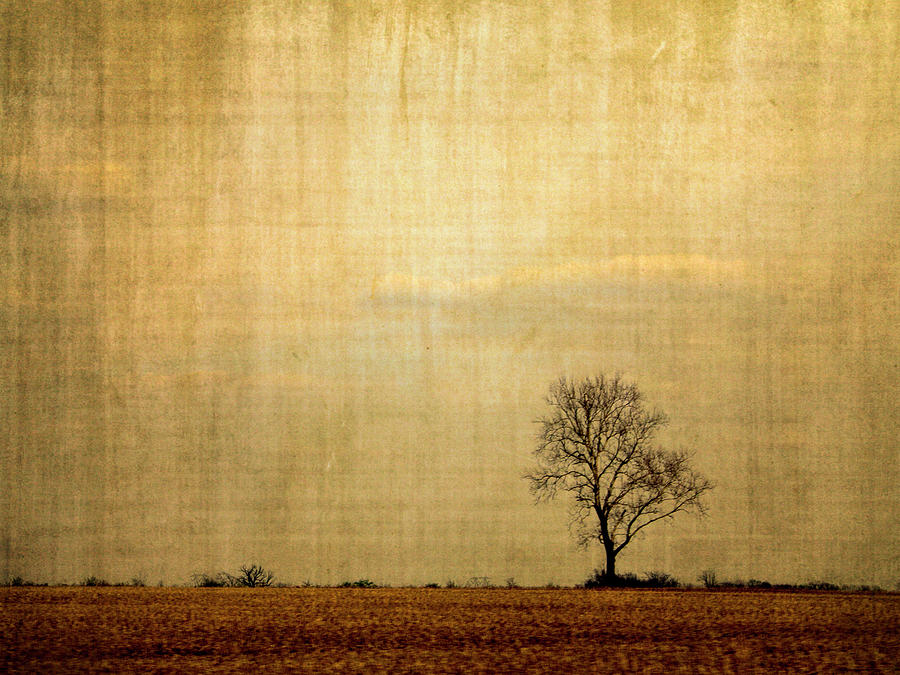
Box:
2;1;897;586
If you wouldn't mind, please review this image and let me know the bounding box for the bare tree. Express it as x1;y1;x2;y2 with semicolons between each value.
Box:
231;564;275;588
525;375;713;582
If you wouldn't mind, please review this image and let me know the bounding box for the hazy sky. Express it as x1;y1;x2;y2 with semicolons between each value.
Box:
2;1;898;587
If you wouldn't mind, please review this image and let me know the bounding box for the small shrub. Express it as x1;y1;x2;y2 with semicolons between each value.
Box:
424;582;440;588
192;565;276;588
465;576;492;588
505;577;519;589
129;576;146;587
644;571;679;588
338;579;378;588
583;569;639;588
80;575;110;587
544;581;560;589
698;570;718;588
192;572;230;588
850;584;882;593
804;580;840;591
582;569;679;589
444;579;457;589
582;569;606;588
7;577;47;587
747;579;771;589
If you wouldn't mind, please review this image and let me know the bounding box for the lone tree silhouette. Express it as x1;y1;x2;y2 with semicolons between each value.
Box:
232;564;275;588
525;375;713;582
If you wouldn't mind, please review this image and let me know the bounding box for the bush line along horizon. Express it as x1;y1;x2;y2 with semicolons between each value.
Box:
3;569;892;592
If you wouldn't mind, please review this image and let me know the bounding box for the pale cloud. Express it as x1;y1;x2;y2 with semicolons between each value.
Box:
371;254;749;302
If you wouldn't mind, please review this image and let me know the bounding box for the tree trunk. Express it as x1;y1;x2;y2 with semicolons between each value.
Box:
604;544;616;581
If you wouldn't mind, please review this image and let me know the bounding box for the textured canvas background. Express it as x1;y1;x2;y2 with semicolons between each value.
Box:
2;1;897;587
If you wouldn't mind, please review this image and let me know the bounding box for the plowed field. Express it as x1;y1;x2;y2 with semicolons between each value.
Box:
2;587;898;672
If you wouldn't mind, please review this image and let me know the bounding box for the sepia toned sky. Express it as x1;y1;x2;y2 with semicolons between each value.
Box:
2;1;898;587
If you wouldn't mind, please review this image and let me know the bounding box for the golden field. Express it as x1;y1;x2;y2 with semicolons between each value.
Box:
2;587;898;673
